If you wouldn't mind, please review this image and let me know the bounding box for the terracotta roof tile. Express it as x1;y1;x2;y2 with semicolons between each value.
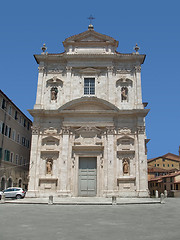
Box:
148;153;180;162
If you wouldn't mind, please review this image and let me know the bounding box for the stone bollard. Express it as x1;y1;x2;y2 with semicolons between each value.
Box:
1;193;5;204
160;193;165;204
155;190;159;198
112;196;117;205
48;195;53;205
164;190;167;198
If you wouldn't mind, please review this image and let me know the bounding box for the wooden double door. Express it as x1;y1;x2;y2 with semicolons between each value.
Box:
78;157;97;196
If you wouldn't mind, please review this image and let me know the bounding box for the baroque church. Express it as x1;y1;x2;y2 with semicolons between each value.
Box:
27;24;149;198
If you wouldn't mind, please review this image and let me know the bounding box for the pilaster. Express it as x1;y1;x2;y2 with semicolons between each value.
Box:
34;64;45;109
134;66;143;108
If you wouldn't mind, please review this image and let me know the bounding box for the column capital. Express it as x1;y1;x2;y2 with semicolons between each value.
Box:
134;66;141;73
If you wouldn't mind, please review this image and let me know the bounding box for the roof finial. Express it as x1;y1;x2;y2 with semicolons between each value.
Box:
41;43;47;54
133;43;140;54
88;14;95;30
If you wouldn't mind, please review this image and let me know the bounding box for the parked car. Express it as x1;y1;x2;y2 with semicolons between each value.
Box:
0;187;26;199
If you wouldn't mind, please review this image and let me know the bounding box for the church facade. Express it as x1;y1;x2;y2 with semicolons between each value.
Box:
27;25;149;198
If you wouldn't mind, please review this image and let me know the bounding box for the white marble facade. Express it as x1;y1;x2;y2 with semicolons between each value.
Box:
27;25;149;198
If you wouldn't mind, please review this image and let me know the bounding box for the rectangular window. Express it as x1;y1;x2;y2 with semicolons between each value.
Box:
163;164;165;167
0;121;3;133
17;133;20;143
5;125;8;136
22;137;26;146
14;111;18;120
20;156;23;165
10;152;14;162
24;119;26;127
8;105;12;115
172;164;174;167
8;127;11;138
1;123;5;134
12;130;16;141
27;122;30;130
171;184;173;190
2;99;6;109
15;154;19;164
84;78;95;95
0;148;2;160
4;150;10;161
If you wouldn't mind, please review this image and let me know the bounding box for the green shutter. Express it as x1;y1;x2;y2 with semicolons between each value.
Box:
4;150;10;161
0;148;2;160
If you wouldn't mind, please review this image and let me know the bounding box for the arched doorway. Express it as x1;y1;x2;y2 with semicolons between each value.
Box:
1;177;6;190
7;178;13;188
18;179;22;188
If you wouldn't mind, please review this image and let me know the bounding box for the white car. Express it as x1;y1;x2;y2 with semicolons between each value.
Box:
0;187;26;199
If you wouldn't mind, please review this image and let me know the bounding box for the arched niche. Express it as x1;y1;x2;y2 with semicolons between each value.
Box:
117;136;134;147
46;76;63;87
116;78;133;103
116;78;133;88
7;177;13;188
42;136;59;147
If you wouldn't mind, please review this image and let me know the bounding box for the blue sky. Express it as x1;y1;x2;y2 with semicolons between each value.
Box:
0;0;180;159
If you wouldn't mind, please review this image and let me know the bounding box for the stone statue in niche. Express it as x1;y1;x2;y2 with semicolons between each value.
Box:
51;87;58;100
121;87;128;101
123;158;129;175
46;159;53;174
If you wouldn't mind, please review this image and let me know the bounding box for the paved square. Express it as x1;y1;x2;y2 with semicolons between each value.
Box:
0;198;180;240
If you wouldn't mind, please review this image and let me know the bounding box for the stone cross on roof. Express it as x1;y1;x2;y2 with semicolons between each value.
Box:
88;14;95;25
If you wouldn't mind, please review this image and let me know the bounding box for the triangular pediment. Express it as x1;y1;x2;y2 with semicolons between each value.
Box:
79;36;102;42
63;28;118;47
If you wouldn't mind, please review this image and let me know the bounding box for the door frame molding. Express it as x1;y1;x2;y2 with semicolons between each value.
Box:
72;151;102;197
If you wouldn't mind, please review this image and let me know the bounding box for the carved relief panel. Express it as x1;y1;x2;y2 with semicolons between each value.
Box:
73;126;103;146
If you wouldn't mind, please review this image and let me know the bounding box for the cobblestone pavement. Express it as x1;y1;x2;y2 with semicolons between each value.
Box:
0;198;179;240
